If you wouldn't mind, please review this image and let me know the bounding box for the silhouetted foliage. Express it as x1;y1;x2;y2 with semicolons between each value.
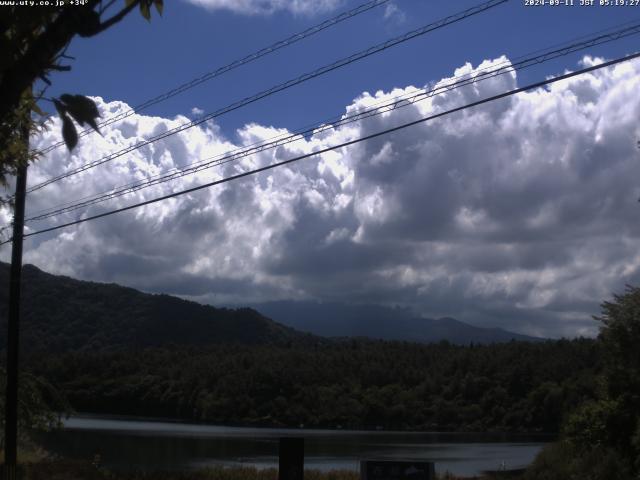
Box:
0;367;70;449
523;285;640;480
524;440;633;480
558;286;640;477
0;0;162;194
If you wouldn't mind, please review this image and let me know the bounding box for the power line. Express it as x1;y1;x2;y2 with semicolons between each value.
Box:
26;0;508;195
6;50;638;245
24;21;640;222
26;64;519;221
37;0;391;155
29;21;640;219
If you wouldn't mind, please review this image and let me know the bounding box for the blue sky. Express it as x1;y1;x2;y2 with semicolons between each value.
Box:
8;0;640;338
47;0;640;138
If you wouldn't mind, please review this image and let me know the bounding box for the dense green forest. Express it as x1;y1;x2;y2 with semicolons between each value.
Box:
26;338;599;433
0;263;310;353
4;262;639;478
0;262;600;435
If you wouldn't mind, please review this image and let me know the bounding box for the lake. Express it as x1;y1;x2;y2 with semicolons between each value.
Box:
36;416;551;477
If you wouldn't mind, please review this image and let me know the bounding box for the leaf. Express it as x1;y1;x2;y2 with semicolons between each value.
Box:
59;94;101;133
31;103;46;117
140;1;151;21
76;10;101;37
61;114;78;151
154;0;163;16
52;99;66;117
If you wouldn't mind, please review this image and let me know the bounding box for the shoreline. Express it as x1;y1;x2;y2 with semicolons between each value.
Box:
63;413;557;439
35;416;546;478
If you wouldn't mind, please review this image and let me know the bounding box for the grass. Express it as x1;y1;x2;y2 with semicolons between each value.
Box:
2;444;524;480
7;461;524;480
8;463;356;480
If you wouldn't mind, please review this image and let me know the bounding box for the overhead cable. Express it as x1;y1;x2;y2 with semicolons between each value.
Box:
24;21;640;222
5;50;637;245
26;0;508;194
37;0;391;155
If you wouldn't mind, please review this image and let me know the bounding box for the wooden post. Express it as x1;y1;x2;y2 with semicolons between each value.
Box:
278;437;304;480
4;124;29;480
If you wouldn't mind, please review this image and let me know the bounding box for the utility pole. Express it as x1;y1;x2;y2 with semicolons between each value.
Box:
4;122;29;480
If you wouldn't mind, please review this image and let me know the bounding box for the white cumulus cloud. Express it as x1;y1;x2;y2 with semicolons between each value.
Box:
4;55;640;338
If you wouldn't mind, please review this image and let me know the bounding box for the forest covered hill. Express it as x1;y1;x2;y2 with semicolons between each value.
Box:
0;262;311;353
0;262;601;433
0;262;538;350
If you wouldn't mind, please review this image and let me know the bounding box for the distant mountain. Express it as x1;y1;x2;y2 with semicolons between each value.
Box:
0;262;540;353
0;262;310;352
249;300;542;344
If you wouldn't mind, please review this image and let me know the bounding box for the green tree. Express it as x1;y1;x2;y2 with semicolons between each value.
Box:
562;285;640;477
0;0;163;192
596;285;640;471
0;367;70;450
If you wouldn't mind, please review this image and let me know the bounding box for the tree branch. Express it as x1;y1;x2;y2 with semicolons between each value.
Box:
0;2;100;122
0;0;143;126
91;0;141;36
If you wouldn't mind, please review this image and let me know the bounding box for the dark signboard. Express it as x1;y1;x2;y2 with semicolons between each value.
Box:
360;460;435;480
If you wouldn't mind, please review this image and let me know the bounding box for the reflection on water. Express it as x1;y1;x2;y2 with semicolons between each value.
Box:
35;416;551;477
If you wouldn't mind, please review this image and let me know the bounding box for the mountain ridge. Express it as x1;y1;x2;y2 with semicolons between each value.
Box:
248;300;542;344
0;262;541;351
0;262;310;352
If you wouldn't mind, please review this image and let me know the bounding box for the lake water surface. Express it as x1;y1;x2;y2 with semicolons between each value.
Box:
37;416;551;477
